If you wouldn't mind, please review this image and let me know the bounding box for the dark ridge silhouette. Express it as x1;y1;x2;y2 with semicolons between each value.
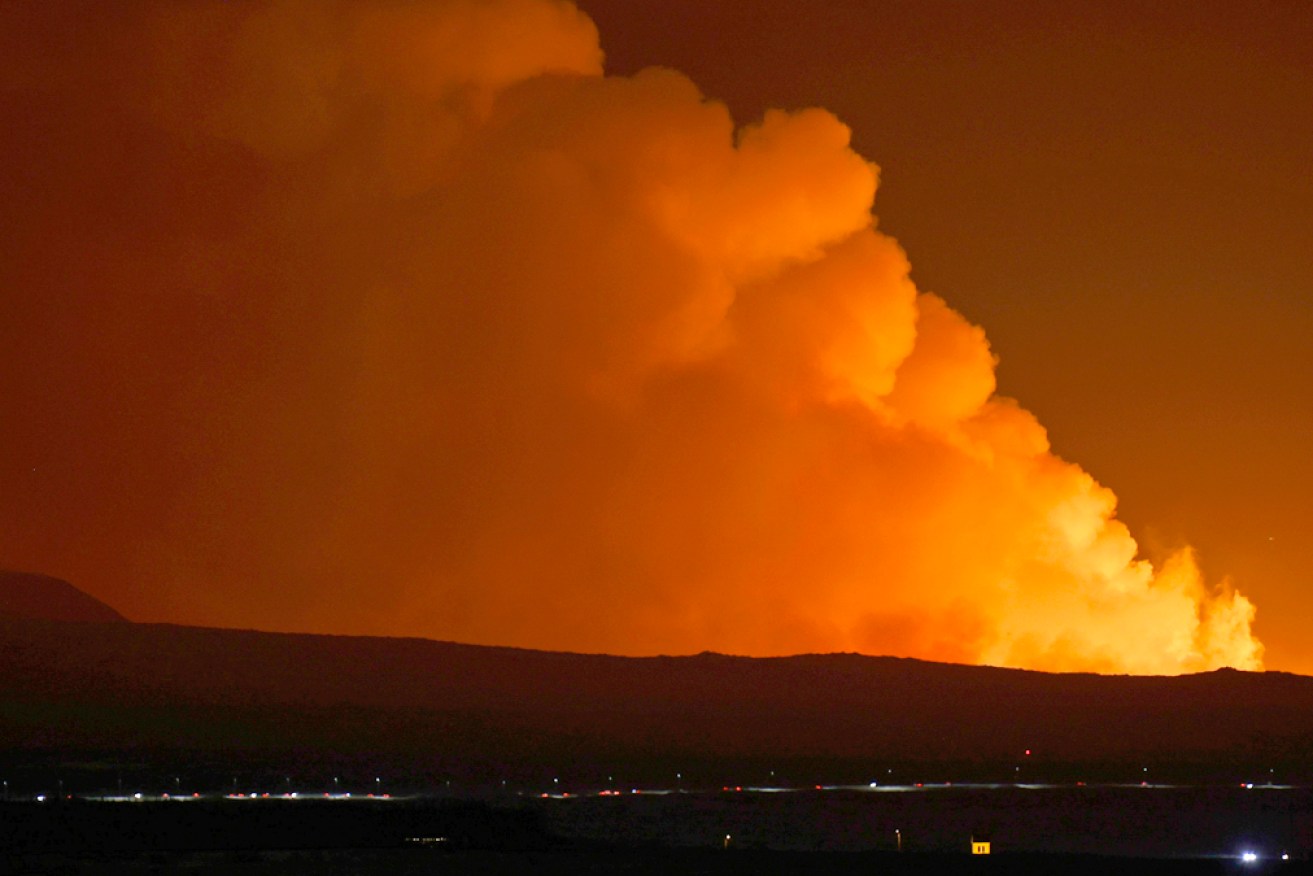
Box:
0;570;127;623
2;612;1313;784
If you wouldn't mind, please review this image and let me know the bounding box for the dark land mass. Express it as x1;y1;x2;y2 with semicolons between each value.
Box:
0;570;127;624
0;797;549;854
2;576;1313;789
4;575;1313;869
7;848;1302;876
0;799;1303;875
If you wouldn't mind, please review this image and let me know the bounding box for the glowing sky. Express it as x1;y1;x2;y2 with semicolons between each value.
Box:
2;1;1308;672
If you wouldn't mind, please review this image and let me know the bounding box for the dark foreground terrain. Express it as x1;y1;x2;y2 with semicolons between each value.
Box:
8;847;1303;876
4;574;1313;872
2;789;1310;875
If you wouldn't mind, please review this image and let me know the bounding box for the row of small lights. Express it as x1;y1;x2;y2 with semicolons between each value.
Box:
21;790;398;802
527;756;1291;792
9;775;397;802
11;781;1295;800
7;782;1299;861
5;758;1295;802
13;788;1294;863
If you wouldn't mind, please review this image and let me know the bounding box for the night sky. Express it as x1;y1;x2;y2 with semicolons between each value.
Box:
2;1;1308;673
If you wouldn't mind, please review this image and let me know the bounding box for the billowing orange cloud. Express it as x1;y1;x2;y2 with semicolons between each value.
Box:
0;0;1260;673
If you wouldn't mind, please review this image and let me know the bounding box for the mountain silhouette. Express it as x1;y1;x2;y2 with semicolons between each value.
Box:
0;570;127;623
2;590;1312;784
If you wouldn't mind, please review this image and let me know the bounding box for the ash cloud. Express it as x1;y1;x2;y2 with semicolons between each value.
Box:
0;0;1260;672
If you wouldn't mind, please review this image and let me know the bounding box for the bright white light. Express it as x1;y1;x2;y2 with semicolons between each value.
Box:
133;793;142;800
1241;851;1258;863
1282;853;1289;861
35;795;45;802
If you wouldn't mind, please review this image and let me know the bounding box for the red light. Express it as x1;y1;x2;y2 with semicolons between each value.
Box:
1025;749;1031;756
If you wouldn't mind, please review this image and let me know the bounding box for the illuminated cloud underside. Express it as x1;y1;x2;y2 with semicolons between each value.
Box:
4;0;1261;673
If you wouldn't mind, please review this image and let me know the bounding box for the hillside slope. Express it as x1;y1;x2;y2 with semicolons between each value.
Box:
2;615;1311;783
0;570;127;623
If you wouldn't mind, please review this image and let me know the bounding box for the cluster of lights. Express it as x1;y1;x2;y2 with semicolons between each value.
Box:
22;789;398;802
540;788;646;799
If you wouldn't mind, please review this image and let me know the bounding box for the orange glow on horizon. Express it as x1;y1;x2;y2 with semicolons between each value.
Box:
0;0;1268;674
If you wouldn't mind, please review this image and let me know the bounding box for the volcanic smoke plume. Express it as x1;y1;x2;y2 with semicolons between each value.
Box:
1;0;1261;673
